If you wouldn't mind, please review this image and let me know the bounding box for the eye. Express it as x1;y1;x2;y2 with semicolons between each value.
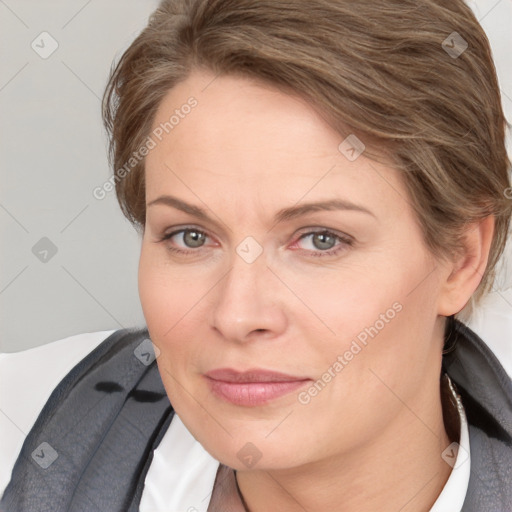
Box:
292;229;353;257
157;226;353;258
159;227;210;254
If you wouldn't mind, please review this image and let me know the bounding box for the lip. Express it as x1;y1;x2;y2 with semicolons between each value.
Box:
204;368;312;406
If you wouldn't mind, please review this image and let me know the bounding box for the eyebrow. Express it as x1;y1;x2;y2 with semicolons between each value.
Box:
146;195;376;224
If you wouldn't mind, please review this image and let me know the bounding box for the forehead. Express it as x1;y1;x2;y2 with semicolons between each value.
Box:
150;70;341;157
144;69;410;221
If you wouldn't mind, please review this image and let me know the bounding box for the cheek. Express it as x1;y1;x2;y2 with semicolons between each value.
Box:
138;243;198;337
138;252;188;389
138;242;217;380
280;259;408;353
138;256;171;338
289;279;440;461
300;245;440;387
138;247;204;405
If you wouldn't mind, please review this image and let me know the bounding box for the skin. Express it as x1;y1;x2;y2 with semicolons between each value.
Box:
138;68;494;511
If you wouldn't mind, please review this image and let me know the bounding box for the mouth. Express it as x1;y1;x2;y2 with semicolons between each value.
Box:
204;368;312;406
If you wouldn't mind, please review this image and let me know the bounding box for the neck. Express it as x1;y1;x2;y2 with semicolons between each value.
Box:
236;372;455;512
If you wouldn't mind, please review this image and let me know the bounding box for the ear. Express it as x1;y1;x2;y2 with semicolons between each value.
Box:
437;216;495;316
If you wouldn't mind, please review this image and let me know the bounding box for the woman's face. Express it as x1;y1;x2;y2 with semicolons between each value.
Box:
138;69;449;470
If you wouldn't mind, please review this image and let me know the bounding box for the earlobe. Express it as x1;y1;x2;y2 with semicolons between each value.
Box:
437;216;495;316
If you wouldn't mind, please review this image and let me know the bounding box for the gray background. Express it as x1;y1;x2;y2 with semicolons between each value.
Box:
1;0;511;352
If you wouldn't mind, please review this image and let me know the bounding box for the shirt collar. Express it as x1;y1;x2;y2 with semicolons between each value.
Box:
429;374;471;512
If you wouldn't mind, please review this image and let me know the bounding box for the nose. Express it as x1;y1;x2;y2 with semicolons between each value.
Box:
210;251;288;343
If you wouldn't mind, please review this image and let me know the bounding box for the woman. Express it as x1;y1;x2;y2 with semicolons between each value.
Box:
1;0;511;510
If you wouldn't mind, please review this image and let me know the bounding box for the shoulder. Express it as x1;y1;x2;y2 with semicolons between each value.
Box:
443;295;512;509
465;287;512;379
0;329;119;496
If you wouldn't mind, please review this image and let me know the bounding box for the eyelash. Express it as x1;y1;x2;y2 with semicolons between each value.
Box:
158;227;353;258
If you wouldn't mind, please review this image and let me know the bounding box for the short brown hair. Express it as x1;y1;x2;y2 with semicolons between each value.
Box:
102;0;511;307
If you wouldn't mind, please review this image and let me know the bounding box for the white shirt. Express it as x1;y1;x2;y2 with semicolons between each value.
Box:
0;330;473;512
